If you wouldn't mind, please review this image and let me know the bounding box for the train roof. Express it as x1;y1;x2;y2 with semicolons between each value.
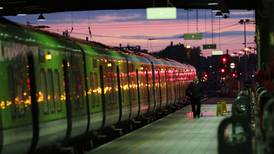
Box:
0;17;82;52
0;17;195;70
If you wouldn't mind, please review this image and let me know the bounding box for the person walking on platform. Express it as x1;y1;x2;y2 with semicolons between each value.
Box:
186;78;203;118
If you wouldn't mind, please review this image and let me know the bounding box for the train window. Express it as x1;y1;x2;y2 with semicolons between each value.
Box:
55;70;62;112
40;69;49;113
89;72;95;107
93;59;97;68
8;60;29;118
93;72;99;106
1;43;4;57
131;64;134;72
71;70;84;110
48;69;55;113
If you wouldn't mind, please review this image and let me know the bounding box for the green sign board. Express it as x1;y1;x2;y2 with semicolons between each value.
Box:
146;7;177;20
203;44;217;49
183;33;203;40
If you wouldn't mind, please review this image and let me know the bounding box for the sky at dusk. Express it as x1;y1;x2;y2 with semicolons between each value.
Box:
6;9;255;57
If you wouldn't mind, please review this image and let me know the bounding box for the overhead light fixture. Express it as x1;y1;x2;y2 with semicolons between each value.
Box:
223;14;229;19
208;2;218;6
37;13;46;22
211;9;221;13
215;11;223;18
0;7;3;10
17;14;27;16
222;10;230;14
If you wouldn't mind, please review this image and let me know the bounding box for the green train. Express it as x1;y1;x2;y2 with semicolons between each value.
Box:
0;17;196;154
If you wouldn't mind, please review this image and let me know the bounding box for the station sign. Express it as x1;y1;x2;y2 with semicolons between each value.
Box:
203;44;216;49
183;33;203;40
146;7;177;20
212;50;224;55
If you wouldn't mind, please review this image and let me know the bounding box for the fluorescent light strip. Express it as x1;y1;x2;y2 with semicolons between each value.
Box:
212;9;221;13
17;14;27;16
208;3;219;6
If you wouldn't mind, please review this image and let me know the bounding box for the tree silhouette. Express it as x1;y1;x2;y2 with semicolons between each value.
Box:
153;43;202;71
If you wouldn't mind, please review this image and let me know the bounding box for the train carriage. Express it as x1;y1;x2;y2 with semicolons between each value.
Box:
140;54;168;111
0;17;197;154
0;18;90;153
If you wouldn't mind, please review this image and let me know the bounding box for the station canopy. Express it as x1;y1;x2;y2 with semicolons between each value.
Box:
0;0;256;16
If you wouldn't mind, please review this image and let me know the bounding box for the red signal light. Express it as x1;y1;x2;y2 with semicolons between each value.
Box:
232;73;236;78
221;57;227;63
221;68;225;73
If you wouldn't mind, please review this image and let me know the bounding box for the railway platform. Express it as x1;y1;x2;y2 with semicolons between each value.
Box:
87;98;233;154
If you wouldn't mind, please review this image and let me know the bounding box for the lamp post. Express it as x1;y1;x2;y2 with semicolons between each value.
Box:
239;19;250;85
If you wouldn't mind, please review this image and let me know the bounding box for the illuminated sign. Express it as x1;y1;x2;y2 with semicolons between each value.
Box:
203;44;216;49
212;50;224;55
183;33;203;40
146;7;177;20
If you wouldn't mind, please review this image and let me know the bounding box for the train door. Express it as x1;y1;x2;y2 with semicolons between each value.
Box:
154;69;161;110
173;70;178;104
160;68;167;108
88;58;103;131
100;59;120;127
62;52;88;138
165;70;170;107
0;42;37;154
138;65;149;115
119;60;131;121
146;65;156;112
128;62;139;118
36;49;68;148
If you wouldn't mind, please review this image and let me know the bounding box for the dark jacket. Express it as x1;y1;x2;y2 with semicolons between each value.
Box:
186;81;202;99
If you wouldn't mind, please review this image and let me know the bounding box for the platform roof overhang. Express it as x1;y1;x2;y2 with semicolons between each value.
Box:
0;0;256;16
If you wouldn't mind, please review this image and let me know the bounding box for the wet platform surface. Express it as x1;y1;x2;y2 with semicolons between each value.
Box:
88;98;232;154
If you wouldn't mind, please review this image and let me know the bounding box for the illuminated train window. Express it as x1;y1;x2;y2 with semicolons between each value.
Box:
55;70;62;112
93;72;99;107
48;69;55;113
40;69;49;113
71;70;84;110
89;72;96;108
93;59;97;68
8;56;30;118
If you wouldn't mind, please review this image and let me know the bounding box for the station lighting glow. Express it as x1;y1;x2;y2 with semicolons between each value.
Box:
220;68;225;73
212;9;221;13
230;63;236;69
17;14;27;16
45;52;52;60
232;73;236;78
212;50;223;55
244;47;250;51
107;62;112;67
186;45;191;49
221;57;227;63
0;7;3;10
208;2;218;6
